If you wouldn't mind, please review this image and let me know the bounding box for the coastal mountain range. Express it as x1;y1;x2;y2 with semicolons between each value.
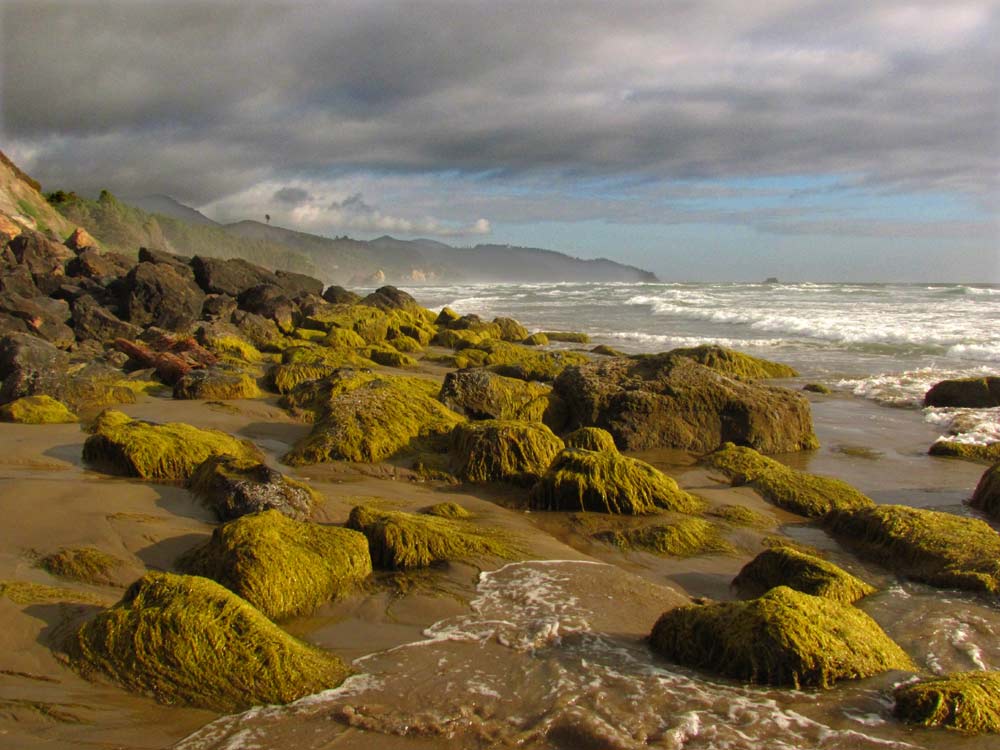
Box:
1;153;657;286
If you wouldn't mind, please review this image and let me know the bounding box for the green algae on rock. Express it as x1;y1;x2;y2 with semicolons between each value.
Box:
929;440;1000;463
450;419;564;485
438;368;561;427
38;547;125;586
421;501;472;519
894;671;1000;734
971;463;1000;519
924;377;1000;408
366;345;417;368
670;344;798;380
824;504;1000;594
707;503;775;528
595;517;733;557
82;409;263;481
706;443;874;518
732;547;875;604
478;340;589;382
541;331;590;343
521;332;550;346
530;448;704;515
0;394;77;423
649;586;914;689
563;426;617;452
0;580;103;605
66;572;349;711
803;383;832;394
172;369;262;400
178;510;372;621
188;455;318;521
346;505;516;570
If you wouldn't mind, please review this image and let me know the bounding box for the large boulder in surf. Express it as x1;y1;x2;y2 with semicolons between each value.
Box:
553;353;818;454
649;586;914;688
732;546;875;604
894;671;1000;734
123;262;205;332
924;377;1000;408
65;571;350;711
971;463;1000;519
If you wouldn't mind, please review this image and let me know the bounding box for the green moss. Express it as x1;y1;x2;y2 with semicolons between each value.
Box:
346;505;517;570
649;586;914;688
476;340;589;381
0;395;77;424
435;307;460;325
292;327;328;343
65;572;349;711
591;344;625;357
366;345;417;368
833;444;883;460
280;344;373;368
705;443;874;518
178;510;371;621
38;547;125;586
670;345;798;380
596;517;733;557
268;363;339;394
803;383;832;394
492;317;529;342
437;368;558;425
929;441;1000;463
323;327;368;349
0;580;103;605
389;335;423;353
421;502;472;519
432;327;494;350
284;375;465;464
894;671;1000;734
173;371;262;400
824;505;1000;594
707;504;775;528
522;332;550;346
563;427;617;452
761;535;823;557
530;448;705;515
541;331;590;343
197;332;261;363
732;547;875;604
278;368;380;416
450;419;564;485
82;409;263;481
971;463;1000;519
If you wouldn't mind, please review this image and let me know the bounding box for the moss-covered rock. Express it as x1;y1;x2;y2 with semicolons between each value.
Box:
38;547;125;585
178;510;371;620
894;671;1000;734
421;502;472;519
924;377;1000;408
195;324;262;363
389;334;423;353
188;455;318;521
929;441;1000;463
541;331;590;344
66;572;349;711
824;505;1000;594
522;332;549;346
670;345;798;380
432;327;495;350
346;505;516;570
649;586;913;688
450;419;564;485
492;317;529;342
268;362;339;394
530;448;704;515
478;340;589;381
438;368;560;426
732;547;875;604
82;409;263;481
707;503;774;528
0;394;77;423
563;426;617;452
1;580;103;605
596;518;733;557
366;345;417;368
323;326;367;349
705;443;874;518
803;383;831;394
971;463;1000;519
590;344;625;357
435;307;460;326
172;369;261;400
284;375;465;464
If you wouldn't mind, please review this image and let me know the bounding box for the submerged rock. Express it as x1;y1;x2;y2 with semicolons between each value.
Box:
705;443;874;517
450;419;564;484
530;448;704;515
924;377;1000;408
554;354;817;454
346;505;516;570
649;586;913;688
83;409;263;481
0;394;77;423
732;546;875;604
178;510;372;620
824;504;1000;594
929;441;1000;463
894;671;1000;734
188;455;318;521
66;572;349;711
971;463;1000;519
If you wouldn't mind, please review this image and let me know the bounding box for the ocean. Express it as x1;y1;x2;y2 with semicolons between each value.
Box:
177;281;999;750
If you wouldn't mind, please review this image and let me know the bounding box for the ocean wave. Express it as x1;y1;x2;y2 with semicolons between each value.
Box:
837;366;997;407
925;407;1000;447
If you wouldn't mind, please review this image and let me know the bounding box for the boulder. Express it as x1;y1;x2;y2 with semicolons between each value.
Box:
359;285;420;312
438;368;561;425
450;420;565;484
191;255;276;297
563;426;617;452
65;227;99;253
0;332;71;404
732;546;875;604
649;587;913;688
194;321;261;362
971;463;1000;519
322;285;360;305
670;344;797;380
178;510;371;620
188;455;318;521
929;441;1000;463
66;572;349;712
435;306;460;325
924;377;1000;408
475;340;588;382
274;269;323;297
894;671;1000;734
71;295;141;343
124;262;205;332
66;248;134;280
0;265;40;297
201;293;238;320
0;394;77;424
492;317;529;342
553;354;818;453
541;331;591;344
232;310;287;351
8;229;72;282
237;284;298;333
138;246;194;279
522;332;549;346
172;369;261;400
0;292;74;347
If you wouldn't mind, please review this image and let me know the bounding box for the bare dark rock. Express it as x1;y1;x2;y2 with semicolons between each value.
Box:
66;248;135;281
360;285;419;312
274;269;323;297
237;284;298;333
138;246;194;279
202;294;238;321
124;262;205;332
232;310;286;351
72;295;141;343
322;285;360;305
0;292;74;348
188;455;316;522
0;265;40;297
191;256;277;297
0;332;71;404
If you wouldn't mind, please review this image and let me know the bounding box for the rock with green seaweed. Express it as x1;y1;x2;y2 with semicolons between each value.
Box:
0;580;103;605
541;331;590;344
37;547;125;586
732;547;875;604
803;383;831;394
188;455;319;521
590;344;625;357
450;419;564;485
421;502;472;519
0;394;77;423
477;340;589;382
366;345;417;368
65;572;349;711
195;322;262;363
705;443;873;518
649;586;914;688
595;517;733;557
438;368;563;427
530;448;704;514
492;317;529;342
894;671;1000;734
707;503;775;528
563;426;617;452
82;409;263;481
346;505;516;570
971;462;1000;519
924;377;1000;408
172;369;261;400
929;441;1000;463
670;344;798;380
178;510;371;620
522;332;549;346
284;374;464;464
322;326;367;349
268;362;339;395
388;334;423;353
554;354;817;454
432;327;497;350
823;504;1000;594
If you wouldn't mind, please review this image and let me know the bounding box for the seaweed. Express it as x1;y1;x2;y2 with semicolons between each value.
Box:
894;671;1000;734
563;426;617;452
172;370;262;400
522;332;550;346
732;547;875;603
38;547;125;586
421;502;472;519
670;344;798;380
0;580;103;605
0;395;77;424
707;503;775;528
649;586;914;688
541;331;590;343
970;462;1000;519
596;517;733;557
929;441;1000;463
450;419;564;484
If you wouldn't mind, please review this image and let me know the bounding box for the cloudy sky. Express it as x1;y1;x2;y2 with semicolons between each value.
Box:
2;1;997;281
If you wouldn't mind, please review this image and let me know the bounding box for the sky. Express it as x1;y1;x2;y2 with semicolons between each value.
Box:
1;0;998;282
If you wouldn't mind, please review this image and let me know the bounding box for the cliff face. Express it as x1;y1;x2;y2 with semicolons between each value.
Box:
0;151;77;240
